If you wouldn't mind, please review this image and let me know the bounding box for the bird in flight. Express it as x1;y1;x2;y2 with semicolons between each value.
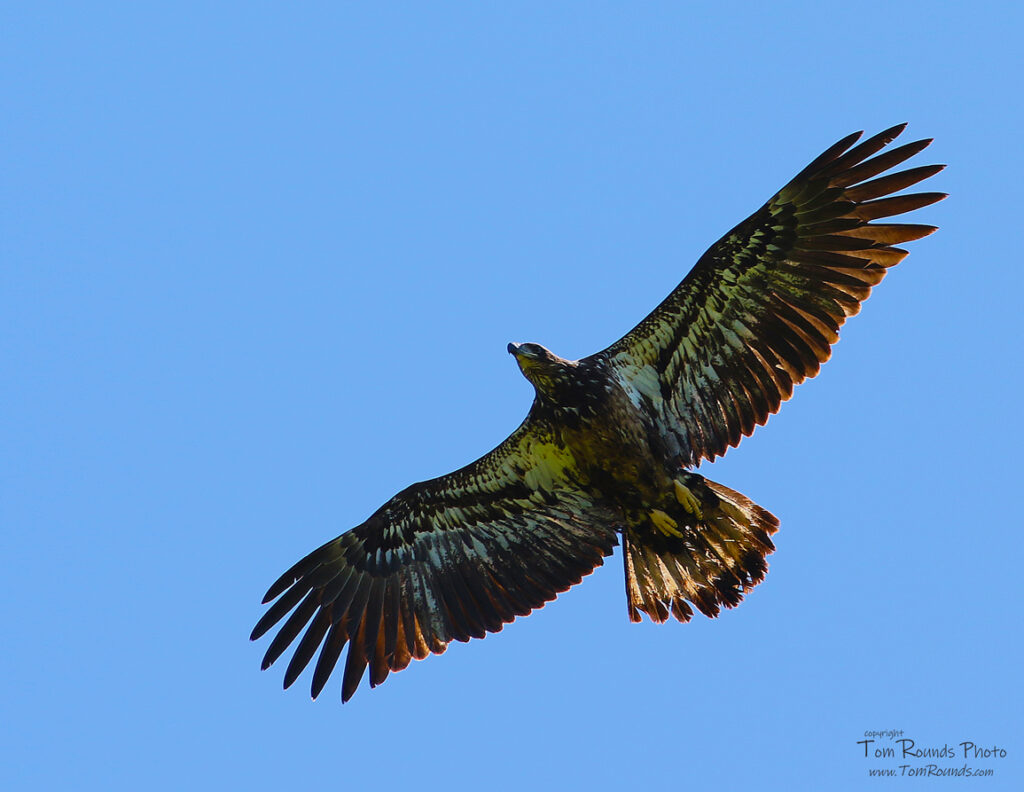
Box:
252;124;945;702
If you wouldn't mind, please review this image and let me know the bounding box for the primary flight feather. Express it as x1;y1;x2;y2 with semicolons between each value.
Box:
251;124;945;701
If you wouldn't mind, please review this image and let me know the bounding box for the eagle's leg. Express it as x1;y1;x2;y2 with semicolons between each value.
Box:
649;508;684;538
649;474;707;538
673;477;704;520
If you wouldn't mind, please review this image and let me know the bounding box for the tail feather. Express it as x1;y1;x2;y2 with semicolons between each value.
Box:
623;476;779;623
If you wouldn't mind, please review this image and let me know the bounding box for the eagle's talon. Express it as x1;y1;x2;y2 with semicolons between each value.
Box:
650;509;684;538
674;479;704;520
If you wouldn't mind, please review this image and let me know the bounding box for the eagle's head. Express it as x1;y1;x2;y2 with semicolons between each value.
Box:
507;342;577;398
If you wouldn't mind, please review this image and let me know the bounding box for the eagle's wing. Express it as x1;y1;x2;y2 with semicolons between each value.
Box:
598;124;945;466
251;413;619;702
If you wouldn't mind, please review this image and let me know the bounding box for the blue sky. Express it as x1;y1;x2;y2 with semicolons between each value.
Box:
4;2;1022;789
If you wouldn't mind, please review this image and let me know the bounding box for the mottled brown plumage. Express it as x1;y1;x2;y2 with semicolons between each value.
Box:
252;125;944;701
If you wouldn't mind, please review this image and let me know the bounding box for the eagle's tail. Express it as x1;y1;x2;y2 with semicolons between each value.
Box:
622;474;779;623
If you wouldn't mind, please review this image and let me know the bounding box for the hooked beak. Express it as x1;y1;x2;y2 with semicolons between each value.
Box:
507;342;520;356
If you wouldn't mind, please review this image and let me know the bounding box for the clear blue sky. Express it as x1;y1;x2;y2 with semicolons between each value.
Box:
4;2;1022;790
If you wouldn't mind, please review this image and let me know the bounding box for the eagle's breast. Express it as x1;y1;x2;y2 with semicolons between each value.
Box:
546;358;665;498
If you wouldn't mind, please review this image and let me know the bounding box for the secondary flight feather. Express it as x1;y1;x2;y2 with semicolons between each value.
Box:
251;124;945;701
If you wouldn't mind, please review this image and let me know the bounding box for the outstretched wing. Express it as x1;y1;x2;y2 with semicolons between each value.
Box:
251;413;619;702
600;124;946;466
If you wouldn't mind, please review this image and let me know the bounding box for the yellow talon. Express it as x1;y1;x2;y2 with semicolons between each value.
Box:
674;480;703;520
650;509;684;538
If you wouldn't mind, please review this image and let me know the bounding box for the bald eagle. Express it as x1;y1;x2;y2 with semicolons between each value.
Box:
251;125;944;702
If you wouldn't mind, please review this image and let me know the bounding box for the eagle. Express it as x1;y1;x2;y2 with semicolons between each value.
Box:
252;124;944;702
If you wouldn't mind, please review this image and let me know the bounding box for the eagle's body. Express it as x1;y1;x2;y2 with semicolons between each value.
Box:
252;125;945;702
503;346;778;624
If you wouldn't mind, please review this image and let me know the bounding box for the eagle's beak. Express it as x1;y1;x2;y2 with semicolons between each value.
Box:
507;342;520;356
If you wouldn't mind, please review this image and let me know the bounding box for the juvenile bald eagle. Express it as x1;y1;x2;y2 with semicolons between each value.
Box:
252;125;944;702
